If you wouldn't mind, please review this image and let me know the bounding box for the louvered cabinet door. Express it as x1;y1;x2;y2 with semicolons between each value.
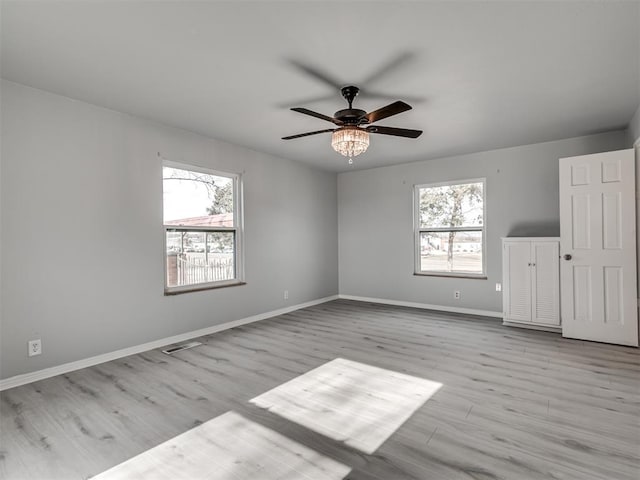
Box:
503;237;561;331
531;241;560;325
503;241;532;322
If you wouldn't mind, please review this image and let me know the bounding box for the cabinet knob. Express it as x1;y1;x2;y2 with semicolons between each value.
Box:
563;254;572;261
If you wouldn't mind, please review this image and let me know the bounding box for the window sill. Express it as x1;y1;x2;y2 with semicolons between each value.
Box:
414;272;487;280
165;281;246;296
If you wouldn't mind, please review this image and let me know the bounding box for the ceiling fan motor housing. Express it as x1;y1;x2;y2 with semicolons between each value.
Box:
334;108;368;125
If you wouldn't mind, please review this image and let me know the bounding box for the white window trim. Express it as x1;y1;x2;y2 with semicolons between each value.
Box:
413;178;487;278
163;161;245;294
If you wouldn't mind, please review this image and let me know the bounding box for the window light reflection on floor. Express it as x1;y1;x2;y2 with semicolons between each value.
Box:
250;358;443;455
91;411;351;480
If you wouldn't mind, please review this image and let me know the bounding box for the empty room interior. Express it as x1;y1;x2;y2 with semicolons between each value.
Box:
1;1;640;479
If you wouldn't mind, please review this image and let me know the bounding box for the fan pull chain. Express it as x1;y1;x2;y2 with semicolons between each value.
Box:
348;157;353;165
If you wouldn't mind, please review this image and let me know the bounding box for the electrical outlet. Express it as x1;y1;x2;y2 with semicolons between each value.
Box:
496;283;502;292
454;290;461;300
28;339;42;357
284;290;289;300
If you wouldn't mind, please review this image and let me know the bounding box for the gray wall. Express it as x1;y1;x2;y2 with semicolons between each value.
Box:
0;81;339;379
338;131;629;314
629;104;640;146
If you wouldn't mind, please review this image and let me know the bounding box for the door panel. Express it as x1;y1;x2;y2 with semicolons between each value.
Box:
571;163;591;185
559;149;637;346
572;265;593;323
504;242;531;322
601;158;621;183
602;192;621;250
532;242;560;325
603;266;622;325
571;194;591;249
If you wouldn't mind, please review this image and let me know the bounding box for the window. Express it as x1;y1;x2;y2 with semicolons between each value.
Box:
414;179;485;277
163;162;243;294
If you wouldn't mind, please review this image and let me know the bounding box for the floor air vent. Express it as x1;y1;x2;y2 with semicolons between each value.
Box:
162;341;202;355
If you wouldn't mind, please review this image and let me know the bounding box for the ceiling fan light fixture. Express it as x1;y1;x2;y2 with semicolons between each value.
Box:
331;127;369;158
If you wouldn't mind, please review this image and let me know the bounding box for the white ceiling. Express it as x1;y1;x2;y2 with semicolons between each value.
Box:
2;1;639;172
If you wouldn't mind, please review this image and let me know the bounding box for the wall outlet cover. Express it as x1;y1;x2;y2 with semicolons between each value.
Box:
28;339;42;357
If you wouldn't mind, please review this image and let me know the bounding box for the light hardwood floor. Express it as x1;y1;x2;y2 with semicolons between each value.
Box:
1;300;639;479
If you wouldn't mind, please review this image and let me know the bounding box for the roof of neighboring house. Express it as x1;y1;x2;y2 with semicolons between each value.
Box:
164;213;233;227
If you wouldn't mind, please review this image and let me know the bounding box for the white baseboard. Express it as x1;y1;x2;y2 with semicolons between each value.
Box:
0;295;338;391
338;294;502;318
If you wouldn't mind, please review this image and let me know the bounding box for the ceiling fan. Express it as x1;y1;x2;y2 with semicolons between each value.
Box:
282;85;422;164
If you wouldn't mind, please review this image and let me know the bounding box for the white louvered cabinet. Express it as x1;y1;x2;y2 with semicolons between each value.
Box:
502;237;560;332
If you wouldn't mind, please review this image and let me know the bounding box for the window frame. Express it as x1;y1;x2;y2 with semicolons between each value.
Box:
163;160;245;295
413;178;487;279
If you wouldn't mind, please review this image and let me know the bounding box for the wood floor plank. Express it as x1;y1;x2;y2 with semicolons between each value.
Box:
92;411;351;480
1;300;638;479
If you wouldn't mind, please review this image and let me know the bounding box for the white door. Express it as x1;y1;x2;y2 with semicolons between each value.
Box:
504;241;531;322
559;149;638;346
531;241;560;325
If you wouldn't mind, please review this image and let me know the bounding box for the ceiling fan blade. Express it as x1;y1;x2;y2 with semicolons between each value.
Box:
366;125;423;138
277;94;335;108
366;101;412;124
288;60;343;90
361;52;415;86
282;129;336;140
359;89;426;104
291;107;343;125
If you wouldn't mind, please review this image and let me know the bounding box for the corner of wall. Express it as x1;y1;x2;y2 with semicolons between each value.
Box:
628;103;640;147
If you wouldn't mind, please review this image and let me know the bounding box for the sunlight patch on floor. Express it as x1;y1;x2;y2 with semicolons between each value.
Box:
91;411;351;480
250;357;442;454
